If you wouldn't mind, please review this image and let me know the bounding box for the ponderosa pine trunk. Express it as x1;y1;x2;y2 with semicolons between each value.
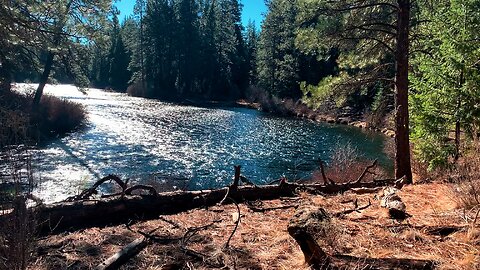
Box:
394;0;413;183
0;54;11;93
31;0;73;110
32;52;54;109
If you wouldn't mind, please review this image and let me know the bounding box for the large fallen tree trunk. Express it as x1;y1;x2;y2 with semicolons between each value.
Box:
30;178;394;234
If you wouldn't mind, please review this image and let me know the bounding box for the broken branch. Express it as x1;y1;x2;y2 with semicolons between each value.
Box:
352;159;378;184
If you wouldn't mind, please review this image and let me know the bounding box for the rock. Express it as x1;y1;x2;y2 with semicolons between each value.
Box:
380;187;408;220
337;117;350;125
326;117;336;123
384;130;396;138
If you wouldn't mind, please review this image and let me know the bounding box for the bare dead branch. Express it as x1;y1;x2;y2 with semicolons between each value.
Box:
334;199;372;217
224;198;241;249
352;159;378;184
124;185;158;196
68;175;126;201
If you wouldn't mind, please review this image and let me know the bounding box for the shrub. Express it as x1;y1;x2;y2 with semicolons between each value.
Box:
310;141;389;184
450;142;480;210
0;89;86;146
39;95;86;134
127;81;147;97
0;147;38;270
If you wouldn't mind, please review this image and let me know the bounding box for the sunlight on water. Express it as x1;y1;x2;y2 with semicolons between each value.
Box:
13;84;392;203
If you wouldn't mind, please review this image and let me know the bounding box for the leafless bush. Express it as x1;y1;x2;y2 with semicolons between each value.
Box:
365;110;383;129
311;141;388;184
0;108;29;148
0;147;38;270
451;142;480;210
127;81;147;97
39;95;86;134
0;90;86;146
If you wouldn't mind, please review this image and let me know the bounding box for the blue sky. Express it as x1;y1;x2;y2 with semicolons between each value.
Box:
115;0;267;28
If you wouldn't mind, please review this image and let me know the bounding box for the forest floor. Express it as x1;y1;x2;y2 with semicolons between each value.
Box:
29;182;479;270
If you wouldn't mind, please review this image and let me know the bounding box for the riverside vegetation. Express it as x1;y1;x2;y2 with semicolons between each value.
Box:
0;0;479;269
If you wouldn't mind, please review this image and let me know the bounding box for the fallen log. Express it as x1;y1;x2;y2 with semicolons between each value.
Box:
287;206;435;270
331;254;434;270
1;176;396;234
96;237;148;270
287;205;331;267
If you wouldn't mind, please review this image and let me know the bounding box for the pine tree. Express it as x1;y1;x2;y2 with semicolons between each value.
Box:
296;0;413;182
31;0;112;108
245;21;258;85
143;0;178;98
410;0;480;168
108;16;132;92
257;0;300;98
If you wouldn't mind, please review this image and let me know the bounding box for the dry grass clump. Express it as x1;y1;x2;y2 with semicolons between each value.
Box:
450;142;480;210
38;95;86;135
0;91;32;147
310;142;389;184
0;148;38;270
0;89;86;146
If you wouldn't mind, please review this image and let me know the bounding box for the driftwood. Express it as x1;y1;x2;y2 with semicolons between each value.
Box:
288;206;434;270
0;164;400;234
287;205;331;267
331;254;434;270
26;177;397;234
96;237;148;270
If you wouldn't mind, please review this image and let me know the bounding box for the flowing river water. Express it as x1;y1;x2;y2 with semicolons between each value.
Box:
14;84;392;203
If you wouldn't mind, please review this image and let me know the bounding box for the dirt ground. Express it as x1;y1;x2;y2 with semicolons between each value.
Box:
29;183;479;270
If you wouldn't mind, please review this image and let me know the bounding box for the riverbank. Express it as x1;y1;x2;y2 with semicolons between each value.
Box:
237;97;396;138
0;85;86;147
29;182;479;269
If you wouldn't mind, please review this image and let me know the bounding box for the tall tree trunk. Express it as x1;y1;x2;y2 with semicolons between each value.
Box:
394;0;413;183
0;53;12;93
455;67;465;161
31;0;73;110
454;120;461;161
32;52;55;109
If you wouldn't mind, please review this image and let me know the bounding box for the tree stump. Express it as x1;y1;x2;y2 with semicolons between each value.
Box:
287;205;331;268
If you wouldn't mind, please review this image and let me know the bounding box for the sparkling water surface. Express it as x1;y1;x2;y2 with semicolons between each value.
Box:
14;84;392;203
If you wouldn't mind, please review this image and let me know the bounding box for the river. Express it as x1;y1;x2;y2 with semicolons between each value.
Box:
14;84;392;203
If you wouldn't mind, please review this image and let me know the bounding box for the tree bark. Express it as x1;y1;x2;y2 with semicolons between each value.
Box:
0;54;12;93
454;120;461;160
32;52;55;109
31;0;74;110
7;179;396;234
288;206;434;270
455;67;465;161
394;0;413;183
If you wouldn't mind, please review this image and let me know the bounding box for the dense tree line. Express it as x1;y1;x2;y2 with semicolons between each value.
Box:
89;0;254;100
291;0;480;171
1;0;479;173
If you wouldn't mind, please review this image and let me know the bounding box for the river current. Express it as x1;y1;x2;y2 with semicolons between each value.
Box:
14;84;392;203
